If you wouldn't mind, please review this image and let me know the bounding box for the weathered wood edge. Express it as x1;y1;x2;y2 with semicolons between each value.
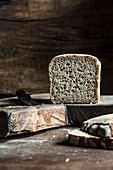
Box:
0;95;113;137
0;105;67;137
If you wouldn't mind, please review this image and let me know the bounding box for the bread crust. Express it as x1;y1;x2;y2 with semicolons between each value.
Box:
69;128;113;149
49;54;101;104
81;113;113;137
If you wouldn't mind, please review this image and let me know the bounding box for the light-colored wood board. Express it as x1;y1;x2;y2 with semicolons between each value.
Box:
0;94;113;130
0;105;66;137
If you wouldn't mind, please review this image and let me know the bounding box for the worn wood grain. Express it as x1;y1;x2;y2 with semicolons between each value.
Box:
0;105;66;137
0;0;113;94
0;127;113;170
0;94;113;137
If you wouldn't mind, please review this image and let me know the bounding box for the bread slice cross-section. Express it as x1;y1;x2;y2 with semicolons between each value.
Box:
49;54;101;104
69;128;113;149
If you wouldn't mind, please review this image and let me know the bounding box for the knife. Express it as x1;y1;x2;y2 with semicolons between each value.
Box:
16;89;39;106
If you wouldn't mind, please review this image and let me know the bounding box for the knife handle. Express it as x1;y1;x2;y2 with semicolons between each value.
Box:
15;89;38;106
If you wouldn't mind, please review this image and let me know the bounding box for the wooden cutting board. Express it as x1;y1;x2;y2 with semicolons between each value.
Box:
0;94;113;137
1;94;113;124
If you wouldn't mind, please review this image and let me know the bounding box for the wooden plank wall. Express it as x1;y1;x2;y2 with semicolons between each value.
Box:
0;0;113;95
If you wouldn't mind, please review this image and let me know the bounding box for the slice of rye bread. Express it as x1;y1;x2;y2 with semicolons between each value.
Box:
69;128;113;149
81;114;113;138
49;54;101;104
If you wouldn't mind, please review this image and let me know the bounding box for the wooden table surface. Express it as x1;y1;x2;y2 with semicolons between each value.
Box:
0;94;113;169
0;126;113;170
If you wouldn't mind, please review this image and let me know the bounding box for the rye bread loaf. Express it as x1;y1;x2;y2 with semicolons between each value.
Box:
49;54;101;104
81;114;113;138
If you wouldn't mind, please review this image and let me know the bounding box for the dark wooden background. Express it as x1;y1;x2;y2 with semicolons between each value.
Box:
0;0;113;95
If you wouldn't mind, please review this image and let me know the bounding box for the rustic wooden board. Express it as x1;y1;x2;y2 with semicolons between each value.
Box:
0;105;66;137
0;0;113;94
0;94;113;136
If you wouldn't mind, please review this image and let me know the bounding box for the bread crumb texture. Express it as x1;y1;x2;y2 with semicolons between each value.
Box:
49;54;101;104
